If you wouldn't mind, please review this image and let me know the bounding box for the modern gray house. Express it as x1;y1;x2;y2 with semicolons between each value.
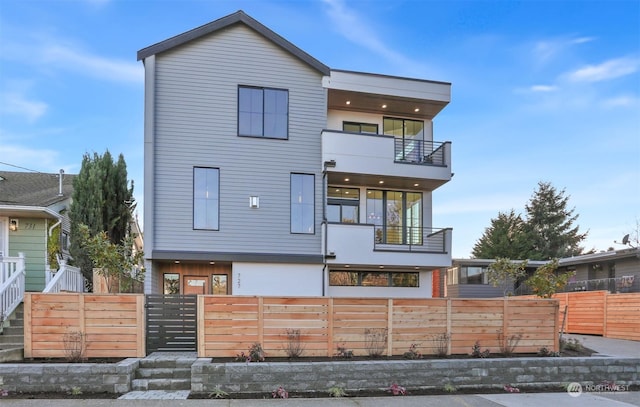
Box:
138;11;453;297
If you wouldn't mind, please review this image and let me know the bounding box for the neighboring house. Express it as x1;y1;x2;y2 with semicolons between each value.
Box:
444;247;640;298
138;11;453;298
0;170;75;291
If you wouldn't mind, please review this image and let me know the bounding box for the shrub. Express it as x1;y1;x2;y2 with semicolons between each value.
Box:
327;386;348;397
236;342;266;362
63;331;87;362
272;386;288;399
388;383;406;396
497;330;522;356
471;340;490;358
538;346;560;357
283;329;305;358
364;328;387;358
335;344;354;359
402;343;422;360
431;333;450;357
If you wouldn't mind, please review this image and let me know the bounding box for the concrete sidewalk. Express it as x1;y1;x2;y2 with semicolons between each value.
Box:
2;392;639;406
565;334;640;358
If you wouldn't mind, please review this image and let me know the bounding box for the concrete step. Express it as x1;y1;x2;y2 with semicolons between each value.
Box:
0;334;23;344
136;367;191;379
138;358;198;369
0;347;23;362
131;378;191;391
1;326;24;335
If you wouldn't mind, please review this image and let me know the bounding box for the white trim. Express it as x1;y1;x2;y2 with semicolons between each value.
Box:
0;217;7;256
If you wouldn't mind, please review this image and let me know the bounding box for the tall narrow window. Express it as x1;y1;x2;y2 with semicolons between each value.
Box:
291;173;315;234
238;86;288;139
367;190;422;244
193;167;219;230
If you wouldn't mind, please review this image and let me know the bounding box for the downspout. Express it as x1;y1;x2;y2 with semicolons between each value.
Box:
322;169;327;297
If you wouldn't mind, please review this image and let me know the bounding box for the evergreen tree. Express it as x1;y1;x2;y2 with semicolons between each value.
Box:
69;151;134;281
471;210;529;259
524;181;586;260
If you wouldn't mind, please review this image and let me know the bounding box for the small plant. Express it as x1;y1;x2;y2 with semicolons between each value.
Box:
364;328;388;358
388;383;406;396
327;385;348;397
234;351;251;363
335;344;354;359
63;330;87;362
503;384;520;393
431;333;450;357
235;342;266;362
283;328;305;358
68;386;83;396
443;383;457;393
209;385;228;399
471;340;490;358
272;386;289;399
497;329;522;356
1;389;9;397
538;346;560;357
403;343;423;360
560;337;584;352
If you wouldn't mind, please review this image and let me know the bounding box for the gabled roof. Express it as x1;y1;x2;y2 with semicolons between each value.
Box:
137;10;330;76
0;171;75;207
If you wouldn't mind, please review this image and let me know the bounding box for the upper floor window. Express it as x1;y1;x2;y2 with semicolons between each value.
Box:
238;86;288;139
193;167;219;230
383;117;424;140
291;173;314;234
327;187;359;223
343;122;378;134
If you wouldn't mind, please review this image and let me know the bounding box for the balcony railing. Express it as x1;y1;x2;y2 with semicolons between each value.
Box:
0;253;26;329
394;139;448;166
44;259;86;293
515;275;639;295
374;225;449;253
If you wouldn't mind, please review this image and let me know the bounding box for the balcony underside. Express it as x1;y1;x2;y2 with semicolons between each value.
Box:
326;171;448;192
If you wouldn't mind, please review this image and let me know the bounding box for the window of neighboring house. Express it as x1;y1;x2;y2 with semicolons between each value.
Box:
291;173;315;234
238;86;288;139
193;167;219;230
329;271;419;287
327;187;359;223
163;273;180;294
61;232;70;252
458;266;488;284
211;274;228;295
343;122;378;134
366;189;422;245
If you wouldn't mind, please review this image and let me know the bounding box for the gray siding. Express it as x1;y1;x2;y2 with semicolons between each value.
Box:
152;25;325;256
615;257;640;277
446;284;503;298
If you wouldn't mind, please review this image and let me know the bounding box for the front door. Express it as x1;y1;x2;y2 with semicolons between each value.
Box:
184;276;208;295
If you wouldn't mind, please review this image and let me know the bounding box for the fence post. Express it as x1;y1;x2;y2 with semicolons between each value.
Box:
446;298;452;355
258;297;264;346
24;293;32;358
327;298;334;357
387;299;393;356
502;298;509;350
603;292;608;338
78;293;85;337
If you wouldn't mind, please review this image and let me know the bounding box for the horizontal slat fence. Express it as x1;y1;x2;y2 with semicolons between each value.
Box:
24;293;145;358
199;296;559;357
519;291;640;341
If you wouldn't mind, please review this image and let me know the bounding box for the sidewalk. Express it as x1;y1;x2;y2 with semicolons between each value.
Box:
564;334;640;358
2;392;639;406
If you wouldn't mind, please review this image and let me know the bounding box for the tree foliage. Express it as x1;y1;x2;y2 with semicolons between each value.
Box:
525;259;574;298
472;182;587;260
69;151;135;281
487;257;528;296
524;181;586;260
472;210;529;259
75;224;143;293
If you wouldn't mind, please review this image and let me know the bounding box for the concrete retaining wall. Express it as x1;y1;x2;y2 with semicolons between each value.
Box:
191;357;640;394
0;358;139;394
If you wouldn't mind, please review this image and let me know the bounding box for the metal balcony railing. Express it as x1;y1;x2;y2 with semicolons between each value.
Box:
394;139;447;166
374;225;448;253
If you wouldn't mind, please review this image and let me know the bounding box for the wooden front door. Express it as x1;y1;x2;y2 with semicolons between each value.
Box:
183;276;208;295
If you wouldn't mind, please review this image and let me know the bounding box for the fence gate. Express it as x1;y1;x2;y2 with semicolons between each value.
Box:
146;295;197;353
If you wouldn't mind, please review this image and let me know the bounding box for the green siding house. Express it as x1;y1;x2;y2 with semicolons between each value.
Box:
0;170;75;291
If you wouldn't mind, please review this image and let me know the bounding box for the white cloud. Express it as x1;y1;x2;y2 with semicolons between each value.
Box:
530;85;558;92
601;95;639;108
0;92;48;122
321;0;418;69
42;45;143;84
566;57;639;83
0;142;63;172
533;36;595;64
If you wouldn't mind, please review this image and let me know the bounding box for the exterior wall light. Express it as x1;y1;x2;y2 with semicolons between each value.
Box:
9;219;18;232
249;196;260;208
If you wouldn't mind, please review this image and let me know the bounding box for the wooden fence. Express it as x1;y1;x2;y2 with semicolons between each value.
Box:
198;296;559;357
24;293;145;358
520;291;640;341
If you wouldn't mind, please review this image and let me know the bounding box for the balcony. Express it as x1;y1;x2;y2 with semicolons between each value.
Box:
322;130;452;190
515;275;639;295
325;223;452;268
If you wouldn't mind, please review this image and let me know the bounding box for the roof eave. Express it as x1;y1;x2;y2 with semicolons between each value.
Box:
0;205;61;219
137;10;330;76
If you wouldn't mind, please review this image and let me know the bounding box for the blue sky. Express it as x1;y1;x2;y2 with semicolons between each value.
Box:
1;0;638;258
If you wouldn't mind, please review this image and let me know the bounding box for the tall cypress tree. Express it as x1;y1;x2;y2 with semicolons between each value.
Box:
69;151;134;281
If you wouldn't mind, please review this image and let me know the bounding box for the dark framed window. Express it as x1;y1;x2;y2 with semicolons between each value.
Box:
238;86;288;139
327;187;359;223
329;271;419;287
343;122;378;134
366;189;422;244
193;167;219;230
163;273;180;294
291;173;315;234
211;274;228;295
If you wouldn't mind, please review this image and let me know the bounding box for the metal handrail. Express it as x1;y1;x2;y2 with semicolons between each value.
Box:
374;225;448;253
394;139;447;166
